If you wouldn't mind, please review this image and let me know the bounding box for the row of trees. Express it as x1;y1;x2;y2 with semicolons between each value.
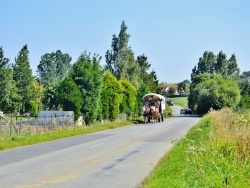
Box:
188;50;249;114
0;21;159;124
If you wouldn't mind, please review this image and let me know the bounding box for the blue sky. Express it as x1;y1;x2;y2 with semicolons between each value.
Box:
1;0;249;83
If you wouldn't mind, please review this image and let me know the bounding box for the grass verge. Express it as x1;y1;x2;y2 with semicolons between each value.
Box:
0;120;133;151
139;108;250;187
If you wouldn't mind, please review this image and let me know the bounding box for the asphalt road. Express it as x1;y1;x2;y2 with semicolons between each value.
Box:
0;106;200;188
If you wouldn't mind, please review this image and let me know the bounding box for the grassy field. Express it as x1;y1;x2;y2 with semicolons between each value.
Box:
166;97;188;108
139;108;250;187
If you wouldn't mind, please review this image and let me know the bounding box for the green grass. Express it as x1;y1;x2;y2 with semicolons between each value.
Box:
139;109;250;187
0;120;133;151
166;97;188;108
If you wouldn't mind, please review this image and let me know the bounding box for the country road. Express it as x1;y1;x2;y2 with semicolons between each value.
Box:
0;106;200;188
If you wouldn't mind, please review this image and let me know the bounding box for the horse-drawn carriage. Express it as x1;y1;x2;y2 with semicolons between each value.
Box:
141;93;165;124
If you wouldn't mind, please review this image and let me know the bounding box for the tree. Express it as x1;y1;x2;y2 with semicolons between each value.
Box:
168;87;176;95
70;52;103;125
136;54;158;92
0;47;20;113
57;78;82;121
102;71;122;121
136;80;150;115
191;51;240;81
178;81;189;95
37;50;72;87
238;70;250;109
189;74;240;114
13;44;33;114
136;54;151;73
37;50;72;110
28;81;45;114
119;78;137;118
228;54;240;77
105;21;140;87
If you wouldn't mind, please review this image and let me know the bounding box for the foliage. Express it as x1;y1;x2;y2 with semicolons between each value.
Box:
37;50;72;110
168;87;176;95
29;100;38;115
37;50;72;87
189;74;240;114
102;71;122;121
191;51;240;82
240;70;250;79
119;78;137;118
13;44;33;113
177;81;189;95
28;81;45;113
238;95;250;109
238;70;250;109
70;52;103;125
100;86;109;120
136;54;159;92
238;79;250;96
57;78;82;121
0;47;20;113
136;80;150;115
42;86;58;110
105;21;140;88
140;109;250;187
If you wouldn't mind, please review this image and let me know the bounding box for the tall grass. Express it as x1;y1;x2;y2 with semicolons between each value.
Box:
139;108;250;187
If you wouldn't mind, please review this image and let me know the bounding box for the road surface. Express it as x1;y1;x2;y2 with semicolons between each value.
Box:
0;106;200;188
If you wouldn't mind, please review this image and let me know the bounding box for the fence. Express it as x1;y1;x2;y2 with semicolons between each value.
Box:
0;112;74;138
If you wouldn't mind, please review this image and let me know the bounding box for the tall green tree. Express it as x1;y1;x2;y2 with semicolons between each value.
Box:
70;52;103;125
37;50;72;87
188;74;240;114
119;78;137;118
136;54;158;92
228;54;240;77
191;51;240;81
37;50;72;109
0;47;20;113
57;78;82;121
102;71;122;121
13;44;33;113
105;21;140;87
136;80;149;115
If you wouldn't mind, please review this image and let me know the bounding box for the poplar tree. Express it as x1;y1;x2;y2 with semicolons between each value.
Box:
70;52;103;125
119;78;137;118
13;44;33;113
102;71;122;121
105;21;140;87
0;47;20;113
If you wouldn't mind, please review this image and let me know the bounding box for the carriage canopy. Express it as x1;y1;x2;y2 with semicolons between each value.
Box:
142;93;165;111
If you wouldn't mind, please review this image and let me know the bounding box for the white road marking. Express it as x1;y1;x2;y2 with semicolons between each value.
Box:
89;143;104;149
132;128;154;135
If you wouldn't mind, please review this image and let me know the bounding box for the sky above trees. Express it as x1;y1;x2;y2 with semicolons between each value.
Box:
1;0;249;83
